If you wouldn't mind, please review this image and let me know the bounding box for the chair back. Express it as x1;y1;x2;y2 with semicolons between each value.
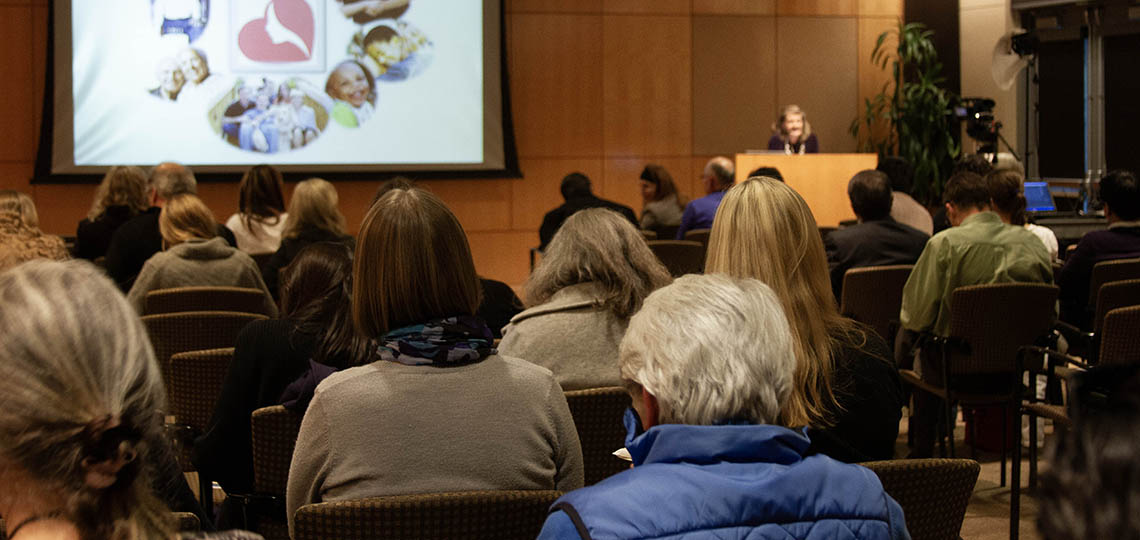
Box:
840;265;913;341
860;458;979;540
564;387;632;485
647;240;704;277
946;283;1058;375
169;348;233;434
1099;305;1140;366
1093;279;1140;334
1088;257;1140;308
682;228;711;249
639;229;658;240
293;490;561;540
651;224;680;241
173;512;202;533
143;311;265;386
145;286;274;316
251;405;304;496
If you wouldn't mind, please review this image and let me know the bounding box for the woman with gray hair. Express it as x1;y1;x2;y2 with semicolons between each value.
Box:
0;261;259;539
538;274;908;539
499;208;672;390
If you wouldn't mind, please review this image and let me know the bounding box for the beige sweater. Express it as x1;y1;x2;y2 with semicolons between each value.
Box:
286;354;584;536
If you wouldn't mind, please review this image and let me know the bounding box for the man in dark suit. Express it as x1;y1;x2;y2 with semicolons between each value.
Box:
1058;169;1140;328
105;162;236;292
538;172;638;251
824;170;930;300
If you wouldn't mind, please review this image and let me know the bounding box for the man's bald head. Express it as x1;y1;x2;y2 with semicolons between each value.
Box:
149;162;197;204
703;156;735;194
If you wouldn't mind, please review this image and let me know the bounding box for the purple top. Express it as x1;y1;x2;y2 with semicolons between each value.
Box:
767;133;819;154
676;191;726;239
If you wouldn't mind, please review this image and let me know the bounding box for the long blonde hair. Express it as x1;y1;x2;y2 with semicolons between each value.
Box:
705;177;861;428
284;178;347;239
159;193;217;246
87;166;149;221
0;261;174;539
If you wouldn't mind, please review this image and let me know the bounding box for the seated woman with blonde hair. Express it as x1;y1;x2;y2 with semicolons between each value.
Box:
126;193;275;315
0;190;68;272
705;177;903;462
286;187;583;537
76;166;150;260
500;208;672;390
261;178;353;297
0;261;260;539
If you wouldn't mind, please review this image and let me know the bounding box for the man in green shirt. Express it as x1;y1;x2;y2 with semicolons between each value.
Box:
896;171;1052;457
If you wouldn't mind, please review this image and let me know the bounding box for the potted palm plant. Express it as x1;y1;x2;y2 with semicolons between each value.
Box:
851;21;960;204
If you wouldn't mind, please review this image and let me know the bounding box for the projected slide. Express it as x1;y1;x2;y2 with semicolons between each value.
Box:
68;0;483;168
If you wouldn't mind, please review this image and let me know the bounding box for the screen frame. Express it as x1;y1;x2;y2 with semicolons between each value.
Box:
34;0;520;183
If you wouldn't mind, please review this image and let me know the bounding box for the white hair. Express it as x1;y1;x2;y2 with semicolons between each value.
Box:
619;273;794;426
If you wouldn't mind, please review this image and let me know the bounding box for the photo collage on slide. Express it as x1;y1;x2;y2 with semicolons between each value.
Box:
145;0;435;154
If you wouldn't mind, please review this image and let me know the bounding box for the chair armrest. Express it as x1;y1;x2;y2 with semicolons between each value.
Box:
1054;321;1093;346
1019;345;1091;372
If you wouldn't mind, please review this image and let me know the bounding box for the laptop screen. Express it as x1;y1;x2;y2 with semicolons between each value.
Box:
1024;181;1056;212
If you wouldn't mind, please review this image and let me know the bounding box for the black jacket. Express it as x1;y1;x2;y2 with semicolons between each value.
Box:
105;207;237;291
538;195;638;251
824;218;929;301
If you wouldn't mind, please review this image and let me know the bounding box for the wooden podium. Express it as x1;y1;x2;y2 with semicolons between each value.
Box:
734;153;878;227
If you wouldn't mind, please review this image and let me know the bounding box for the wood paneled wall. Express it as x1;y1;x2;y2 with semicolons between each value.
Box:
0;0;901;287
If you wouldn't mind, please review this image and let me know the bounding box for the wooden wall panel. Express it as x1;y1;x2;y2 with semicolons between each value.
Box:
692;15;777;155
0;6;35;162
0;162;34;191
31;184;96;236
858;0;903;16
602;15;692;157
777;0;857;16
603;0;690;15
467;231;537;290
857;17;899;144
510;14;603;158
507;0;602;14
776;17;859;154
693;0;776;15
422;179;513;233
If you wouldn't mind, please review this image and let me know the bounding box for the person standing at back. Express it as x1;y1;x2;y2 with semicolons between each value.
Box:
675;156;734;239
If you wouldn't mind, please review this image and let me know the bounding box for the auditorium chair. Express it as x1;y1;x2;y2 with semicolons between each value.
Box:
167;348;234;510
293;490;561;540
1058;278;1140;363
860;459;979;540
840;265;914;342
647;240;704;277
145;286;275;317
564;386;632;486
143;311;266;389
247;405;305;540
681;228;711;251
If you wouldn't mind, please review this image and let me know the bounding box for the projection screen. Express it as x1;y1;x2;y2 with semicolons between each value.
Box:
44;0;512;179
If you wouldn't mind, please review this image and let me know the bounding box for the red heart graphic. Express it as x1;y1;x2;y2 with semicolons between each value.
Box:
238;0;315;63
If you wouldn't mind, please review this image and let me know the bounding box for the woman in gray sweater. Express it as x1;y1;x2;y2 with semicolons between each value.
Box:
286;186;583;537
126;193;275;316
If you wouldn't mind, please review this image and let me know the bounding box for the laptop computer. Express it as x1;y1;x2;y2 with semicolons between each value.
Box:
1025;181;1056;212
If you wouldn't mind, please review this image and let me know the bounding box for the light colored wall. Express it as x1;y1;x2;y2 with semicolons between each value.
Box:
959;0;1022;156
1;0;901;287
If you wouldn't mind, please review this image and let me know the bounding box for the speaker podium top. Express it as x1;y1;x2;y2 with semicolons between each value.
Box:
734;153;877;227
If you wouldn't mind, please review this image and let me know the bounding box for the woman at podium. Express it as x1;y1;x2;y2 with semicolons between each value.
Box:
768;105;819;155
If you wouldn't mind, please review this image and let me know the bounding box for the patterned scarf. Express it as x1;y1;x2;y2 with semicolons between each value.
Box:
376;315;495;366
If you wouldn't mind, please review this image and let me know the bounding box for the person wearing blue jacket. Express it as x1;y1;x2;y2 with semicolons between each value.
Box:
538;274;910;540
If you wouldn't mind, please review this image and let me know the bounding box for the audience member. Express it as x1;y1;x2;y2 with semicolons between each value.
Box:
194;242;367;525
878;156;933;235
538;172;637;251
676;156;734;239
126;194;275;315
1038;364;1140;540
987;169;1059;261
476;278;523;339
896;171;1052;458
75;166;150;260
1058;169;1140;328
105;162;236;291
932;155;996;234
705;178;903;462
286;187;583;537
767;104;820;154
0;190;69;272
825;170;929;300
500;208;671;390
261;178;354;297
747;166;784;182
0;261;253;539
538;274;908;539
637;164;685;235
225;164;289;255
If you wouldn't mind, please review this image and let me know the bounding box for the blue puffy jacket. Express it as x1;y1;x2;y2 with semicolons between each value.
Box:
538;410;910;539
